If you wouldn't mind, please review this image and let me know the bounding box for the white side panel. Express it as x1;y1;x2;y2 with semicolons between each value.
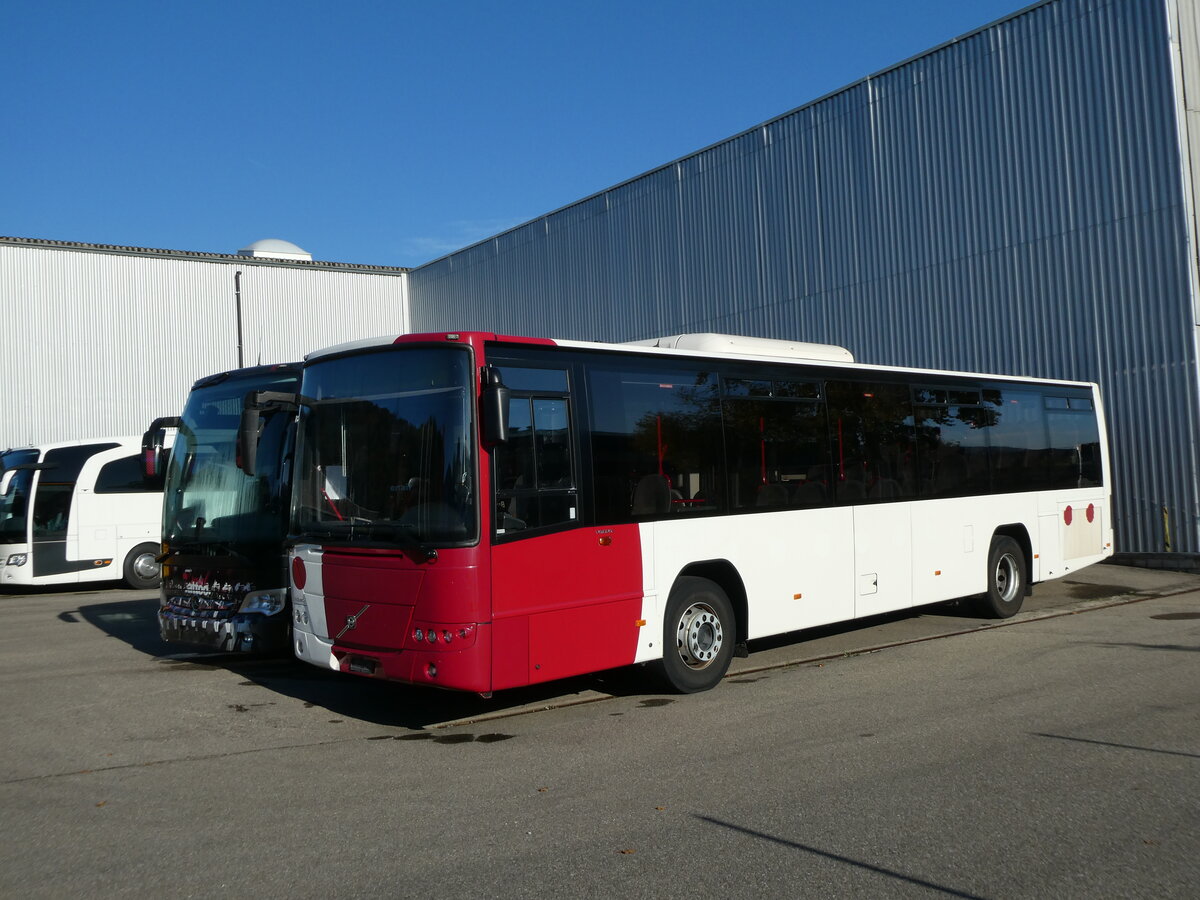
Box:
290;544;338;670
1062;502;1104;559
634;526;659;663
853;504;913;617
648;507;856;642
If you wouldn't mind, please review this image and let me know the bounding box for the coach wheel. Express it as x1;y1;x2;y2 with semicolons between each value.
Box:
123;542;161;590
975;535;1025;619
657;576;735;693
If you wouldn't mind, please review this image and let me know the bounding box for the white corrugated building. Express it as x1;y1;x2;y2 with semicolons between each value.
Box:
0;236;409;447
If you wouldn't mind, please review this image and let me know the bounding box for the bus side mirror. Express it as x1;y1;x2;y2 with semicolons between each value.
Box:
481;367;510;445
141;416;180;487
238;405;262;477
238;389;300;477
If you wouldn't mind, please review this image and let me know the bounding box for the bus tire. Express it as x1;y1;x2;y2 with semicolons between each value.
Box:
123;543;161;590
656;576;735;693
976;535;1025;619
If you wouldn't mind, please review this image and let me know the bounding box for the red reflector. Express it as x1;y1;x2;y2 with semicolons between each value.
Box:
1086;503;1095;523
1064;506;1073;526
143;449;157;477
292;556;307;590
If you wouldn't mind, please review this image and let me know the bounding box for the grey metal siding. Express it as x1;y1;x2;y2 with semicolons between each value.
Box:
409;0;1200;553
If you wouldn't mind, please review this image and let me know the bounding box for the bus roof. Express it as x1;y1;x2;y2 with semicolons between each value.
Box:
2;435;144;455
302;331;1100;391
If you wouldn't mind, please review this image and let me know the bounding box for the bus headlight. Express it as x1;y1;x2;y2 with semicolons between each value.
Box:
6;554;27;567
239;589;287;616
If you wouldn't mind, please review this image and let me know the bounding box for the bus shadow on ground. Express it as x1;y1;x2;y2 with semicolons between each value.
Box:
66;594;1014;729
67;594;164;656
70;594;662;728
222;661;659;730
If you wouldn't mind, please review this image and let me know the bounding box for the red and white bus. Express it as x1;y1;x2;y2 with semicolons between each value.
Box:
260;331;1112;695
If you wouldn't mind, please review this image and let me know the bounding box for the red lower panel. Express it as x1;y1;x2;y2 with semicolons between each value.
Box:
491;616;531;691
491;524;644;688
334;624;493;693
527;596;643;685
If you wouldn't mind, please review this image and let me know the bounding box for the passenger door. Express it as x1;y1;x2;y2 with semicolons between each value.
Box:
489;362;643;689
826;381;916;617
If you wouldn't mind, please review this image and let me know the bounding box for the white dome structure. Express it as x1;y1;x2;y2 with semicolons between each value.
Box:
237;238;312;261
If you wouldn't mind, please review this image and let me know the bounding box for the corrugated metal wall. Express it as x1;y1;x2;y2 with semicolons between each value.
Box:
0;244;408;448
408;0;1200;554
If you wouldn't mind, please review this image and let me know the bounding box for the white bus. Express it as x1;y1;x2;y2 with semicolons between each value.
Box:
266;330;1113;694
0;436;163;590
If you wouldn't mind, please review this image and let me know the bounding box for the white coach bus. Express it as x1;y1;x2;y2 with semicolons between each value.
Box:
0;436;163;590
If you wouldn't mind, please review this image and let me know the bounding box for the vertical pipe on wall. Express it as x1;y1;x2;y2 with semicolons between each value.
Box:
234;270;244;368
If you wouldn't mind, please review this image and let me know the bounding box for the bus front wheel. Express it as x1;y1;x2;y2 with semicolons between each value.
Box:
976;535;1025;619
123;543;161;591
656;576;735;693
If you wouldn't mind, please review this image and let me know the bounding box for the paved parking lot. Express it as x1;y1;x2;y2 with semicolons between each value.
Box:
2;562;1197;897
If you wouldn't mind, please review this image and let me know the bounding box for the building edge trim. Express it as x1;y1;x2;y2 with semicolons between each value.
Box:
0;235;409;276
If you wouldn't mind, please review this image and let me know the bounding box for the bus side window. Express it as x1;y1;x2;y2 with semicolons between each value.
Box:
33;483;72;537
588;365;722;524
31;443;118;541
826;382;917;504
494;391;577;535
721;380;830;511
96;455;157;494
1045;394;1103;488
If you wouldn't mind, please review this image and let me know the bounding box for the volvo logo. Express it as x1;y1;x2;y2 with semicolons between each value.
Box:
336;605;370;639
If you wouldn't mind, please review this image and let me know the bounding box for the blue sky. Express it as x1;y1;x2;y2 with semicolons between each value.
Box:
4;1;1025;268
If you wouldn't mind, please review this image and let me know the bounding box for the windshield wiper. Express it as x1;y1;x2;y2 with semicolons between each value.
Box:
361;522;439;562
301;520;438;561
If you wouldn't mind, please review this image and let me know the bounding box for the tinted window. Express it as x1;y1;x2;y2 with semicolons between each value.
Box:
914;386;992;497
494;392;578;534
589;363;722;522
826;382;916;503
96;455;156;494
722;374;829;510
1046;405;1103;488
987;389;1051;492
32;443;118;540
495;366;569;393
913;384;1103;494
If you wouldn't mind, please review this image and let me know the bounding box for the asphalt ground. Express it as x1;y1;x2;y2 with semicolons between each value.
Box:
0;560;1195;742
1;561;1198;897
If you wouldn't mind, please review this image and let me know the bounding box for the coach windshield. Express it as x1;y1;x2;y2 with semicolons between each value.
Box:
162;369;297;548
292;346;476;546
0;450;38;544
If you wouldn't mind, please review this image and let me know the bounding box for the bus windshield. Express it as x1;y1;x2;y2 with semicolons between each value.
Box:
0;449;38;543
292;345;476;545
163;370;298;548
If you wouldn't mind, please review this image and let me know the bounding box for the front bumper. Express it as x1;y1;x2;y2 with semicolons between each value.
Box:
159;607;289;654
294;626;338;670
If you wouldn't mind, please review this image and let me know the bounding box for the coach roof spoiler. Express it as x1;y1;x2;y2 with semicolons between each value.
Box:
623;333;854;363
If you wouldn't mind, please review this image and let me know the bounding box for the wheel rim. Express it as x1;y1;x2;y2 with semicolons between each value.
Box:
133;552;159;581
994;552;1019;604
675;602;724;670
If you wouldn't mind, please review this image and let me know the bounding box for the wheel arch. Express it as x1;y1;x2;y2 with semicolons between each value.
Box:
992;523;1033;594
676;558;748;645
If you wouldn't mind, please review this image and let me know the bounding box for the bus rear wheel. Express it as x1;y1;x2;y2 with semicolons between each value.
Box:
656;576;735;693
123;543;161;590
976;535;1025;619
